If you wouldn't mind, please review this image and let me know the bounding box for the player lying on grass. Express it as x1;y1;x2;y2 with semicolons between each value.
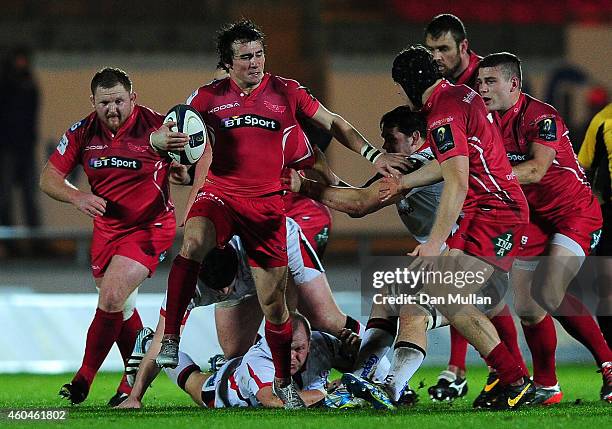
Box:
116;227;375;407
119;312;380;409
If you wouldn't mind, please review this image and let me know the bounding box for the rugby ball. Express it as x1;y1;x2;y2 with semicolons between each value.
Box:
164;104;207;165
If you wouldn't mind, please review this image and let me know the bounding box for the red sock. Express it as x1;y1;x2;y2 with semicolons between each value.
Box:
522;315;558;386
484;342;525;386
554;294;612;366
448;326;468;371
265;319;293;379
164;255;200;336
116;309;143;361
491;305;529;377
116;373;131;395
115;309;143;393
75;308;124;387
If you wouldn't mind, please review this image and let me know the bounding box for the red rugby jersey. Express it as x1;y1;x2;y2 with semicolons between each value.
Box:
49;105;174;230
454;51;482;90
495;93;597;219
187;74;320;197
423;80;528;224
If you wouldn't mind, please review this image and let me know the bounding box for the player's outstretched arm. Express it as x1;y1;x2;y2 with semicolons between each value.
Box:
39;162;106;218
116;316;165;408
284;168;397;218
512;142;555;184
309;104;411;177
378;158;443;202
256;386;325;408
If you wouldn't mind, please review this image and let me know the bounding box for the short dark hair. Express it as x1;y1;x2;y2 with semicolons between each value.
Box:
198;245;239;290
216;19;265;72
90;67;132;95
291;312;312;339
380;106;427;137
479;52;522;83
425;14;467;45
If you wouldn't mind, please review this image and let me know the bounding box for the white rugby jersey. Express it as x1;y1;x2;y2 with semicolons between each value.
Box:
395;147;445;243
217;332;343;407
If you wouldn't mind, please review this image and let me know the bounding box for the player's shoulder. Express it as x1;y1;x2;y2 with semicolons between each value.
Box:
310;331;340;353
135;104;165;125
269;74;313;97
65;111;95;136
186;78;229;105
523;93;559;122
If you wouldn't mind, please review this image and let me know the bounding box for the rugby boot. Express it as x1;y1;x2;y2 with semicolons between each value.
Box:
342;373;396;410
107;392;129;407
429;370;468;402
126;327;154;386
600;361;612;403
472;372;501;408
155;337;179;368
532;384;563;405
484;377;535;410
59;376;89;405
272;379;306;409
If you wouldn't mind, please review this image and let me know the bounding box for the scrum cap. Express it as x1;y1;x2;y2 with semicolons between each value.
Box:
392;45;441;109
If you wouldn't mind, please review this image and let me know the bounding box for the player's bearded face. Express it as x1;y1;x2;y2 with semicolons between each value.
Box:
425;32;462;79
290;326;310;375
229;40;265;90
91;84;135;132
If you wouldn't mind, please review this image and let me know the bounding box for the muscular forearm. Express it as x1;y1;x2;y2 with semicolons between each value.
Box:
130;321;165;400
257;388;325;408
300;179;385;217
428;179;466;245
39;163;81;204
131;356;162;400
329;117;370;154
512;160;545;184
399;160;443;191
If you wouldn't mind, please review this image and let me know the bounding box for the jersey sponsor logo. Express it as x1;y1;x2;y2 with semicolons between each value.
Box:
264;100;286;113
207;102;240;114
462;90;477;104
220;114;280;131
537;117;557;141
56;134;69;155
430;116;453;129
432;124;455;154
506;152;529;163
127;142;149;153
359;354;379;378
84;144;108;151
89;156;142;170
492;231;514;258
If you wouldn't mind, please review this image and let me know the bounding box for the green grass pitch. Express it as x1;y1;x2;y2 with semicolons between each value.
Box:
0;364;609;428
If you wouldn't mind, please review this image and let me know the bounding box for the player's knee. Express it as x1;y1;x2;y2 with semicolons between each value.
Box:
531;287;563;314
180;234;213;261
98;288;126;312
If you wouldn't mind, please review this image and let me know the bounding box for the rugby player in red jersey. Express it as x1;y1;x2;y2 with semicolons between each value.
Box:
424;16;526;402
425;14;482;89
477;52;612;403
153;20;408;409
40;68;188;405
376;46;534;409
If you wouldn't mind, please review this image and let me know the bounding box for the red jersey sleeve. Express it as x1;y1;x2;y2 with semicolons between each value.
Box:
48;117;89;175
428;99;469;163
525;112;562;153
283;79;320;119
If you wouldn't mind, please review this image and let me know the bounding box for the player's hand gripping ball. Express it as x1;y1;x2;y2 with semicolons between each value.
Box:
164;104;207;165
